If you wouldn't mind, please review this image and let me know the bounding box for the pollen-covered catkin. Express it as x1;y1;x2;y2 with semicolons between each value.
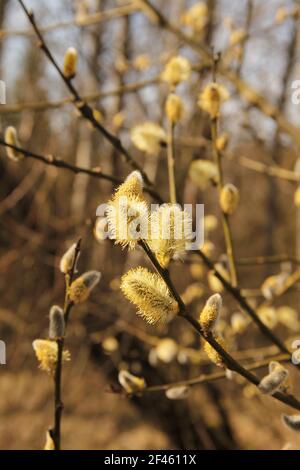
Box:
220;184;239;215
59;243;78;274
120;267;179;325
203;335;226;367
258;367;289;395
69;271;101;304
4;126;23;161
63;47;78;78
106;171;148;249
198;83;229;119
165;94;184;124
49;306;65;339
199;293;222;334
282;414;300;431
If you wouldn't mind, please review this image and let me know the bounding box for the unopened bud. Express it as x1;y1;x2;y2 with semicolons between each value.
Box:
165;385;190;400
220;183;239;215
4;126;23;161
165;93;184;124
59;243;78;274
49;306;65;339
63;47;78;79
258;367;289;395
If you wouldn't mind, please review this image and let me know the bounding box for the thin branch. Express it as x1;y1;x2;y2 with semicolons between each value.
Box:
0;77;160;115
51;239;81;450
121;352;290;396
138;240;300;411
196;249;291;355
17;0;161;200
211;113;238;287
139;0;300;149
0;138;162;202
0;3;140;39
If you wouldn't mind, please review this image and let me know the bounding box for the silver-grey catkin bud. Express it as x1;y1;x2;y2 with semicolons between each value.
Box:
282;414;300;431
49;305;65;339
258;367;289;395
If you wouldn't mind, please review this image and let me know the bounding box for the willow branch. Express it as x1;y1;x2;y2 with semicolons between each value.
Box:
211;116;238;287
122;352;290;396
18;0;161;199
0;77;160;115
138;240;300;411
139;0;300;148
0;138;162;202
51;239;81;450
0;3;140;39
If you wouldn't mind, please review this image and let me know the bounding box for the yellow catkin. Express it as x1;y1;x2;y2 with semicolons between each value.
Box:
133;54;150;71
203;335;226;367
189;160;218;190
130;122;166;154
106;171;148;249
69;271;101;304
4;126;23;161
165;94;184;124
102;336;119;353
148;204;193;268
155;338;178;363
199;293;222;334
63;47;78;78
32;339;70;374
198;83;229;118
161;56;191;87
120;267;179;325
118;370;146;393
220;183;239;215
181;2;208;33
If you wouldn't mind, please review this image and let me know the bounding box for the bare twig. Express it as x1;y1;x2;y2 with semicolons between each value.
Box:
138;240;300;411
17;0;161;200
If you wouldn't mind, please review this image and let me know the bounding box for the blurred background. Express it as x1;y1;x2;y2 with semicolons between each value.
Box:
1;0;300;450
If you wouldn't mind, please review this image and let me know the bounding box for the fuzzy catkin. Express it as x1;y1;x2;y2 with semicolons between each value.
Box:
63;47;78;78
49;306;65;339
203;335;226;367
69;271;101;304
121;267;179;325
165;94;184;124
4;126;23;161
258;367;289;395
59;243;78;274
106;172;148;249
220;184;239;215
199;293;222;334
